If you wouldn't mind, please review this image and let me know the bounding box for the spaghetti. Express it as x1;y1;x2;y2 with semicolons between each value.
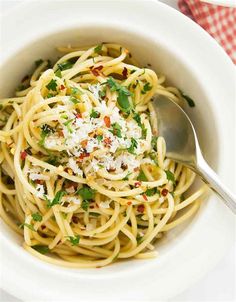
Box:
0;43;206;268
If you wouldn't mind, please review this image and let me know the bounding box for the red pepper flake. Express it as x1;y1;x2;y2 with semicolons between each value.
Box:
122;67;128;79
127;201;132;205
60;84;65;90
104;116;111;127
75;113;82;119
107;167;116;172
137;204;145;213
104;137;112;146
20;151;27;160
78;151;90;161
72;216;79;224
41;225;46;230
142;194;148;201
90;65;103;76
134;181;141;188
35;179;44;185
161;188;169;197
58;130;64;137
81;140;88;148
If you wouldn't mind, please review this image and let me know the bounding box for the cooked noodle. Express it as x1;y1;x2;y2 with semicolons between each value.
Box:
0;43;206;268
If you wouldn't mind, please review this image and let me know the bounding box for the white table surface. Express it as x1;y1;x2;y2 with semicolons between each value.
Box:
0;1;235;301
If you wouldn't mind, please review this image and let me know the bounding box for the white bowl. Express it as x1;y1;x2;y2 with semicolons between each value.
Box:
0;1;235;301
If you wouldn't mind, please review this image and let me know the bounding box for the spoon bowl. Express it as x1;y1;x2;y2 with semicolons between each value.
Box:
154;95;236;213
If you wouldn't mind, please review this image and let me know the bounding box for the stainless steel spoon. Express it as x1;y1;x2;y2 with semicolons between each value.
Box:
154;95;236;214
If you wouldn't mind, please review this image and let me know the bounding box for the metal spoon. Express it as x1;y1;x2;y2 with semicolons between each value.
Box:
154;95;236;214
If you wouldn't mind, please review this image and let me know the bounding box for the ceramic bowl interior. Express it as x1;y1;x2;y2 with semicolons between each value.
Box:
0;25;219;273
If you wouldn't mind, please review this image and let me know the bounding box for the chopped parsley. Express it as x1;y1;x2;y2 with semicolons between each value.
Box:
110;122;122;138
57;61;74;71
66;235;80;246
35;59;43;67
46;190;66;208
39;124;54;146
32;212;42;222
81;200;90;211
94;44;103;54
19;223;36;232
136;234;143;244
32;245;50;254
46;155;59;166
63;118;74;133
151;136;158;151
179;90;195;107
90;212;100;217
46;79;57;91
106;77;132;112
137;170;148;181
141;82;152;94
77;186;95;200
127;138;138;154
133;112;146;139
70;96;79;104
55;69;62;78
122;172;132;180
165;170;175;184
90;109;100;118
145;187;159;196
97;135;103;142
71;87;83;96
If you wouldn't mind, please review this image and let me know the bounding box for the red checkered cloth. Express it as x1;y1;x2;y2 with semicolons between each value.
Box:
178;0;236;63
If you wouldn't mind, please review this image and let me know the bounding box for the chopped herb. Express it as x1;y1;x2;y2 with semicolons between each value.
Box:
151;136;158;151
71;87;83;96
165;170;175;184
136;234;143;244
90;109;100;118
97;135;103;142
130;69;136;74
55;69;62;78
127;138;138;154
98;89;106;98
63;118;74;133
179;90;195;107
122;172;132;180
141;82;152;94
149;152;159;166
110;122;122;138
77;186;95;200
35;59;43;67
94;44;103;54
66;235;80;246
46;93;54;98
70;96;79;104
81;200;90;211
46;79;57;91
19;223;36;232
46;190;66;208
32;212;42;222
39;124;54;146
145;187;159;196
46;156;59;166
57;61;74;71
141;125;147;139
32;245;50;254
137;170;148;181
106;77;132;112
133;112;141;126
90;212;100;217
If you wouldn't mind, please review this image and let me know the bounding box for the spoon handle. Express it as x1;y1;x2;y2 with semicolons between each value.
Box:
196;154;236;214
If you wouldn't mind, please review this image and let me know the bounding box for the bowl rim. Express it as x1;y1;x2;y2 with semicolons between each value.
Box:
0;0;235;301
